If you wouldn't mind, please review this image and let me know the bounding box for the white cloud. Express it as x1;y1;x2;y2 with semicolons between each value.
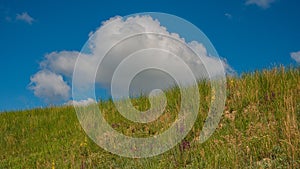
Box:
30;15;234;103
29;71;70;103
65;98;96;106
40;51;79;77
291;51;300;64
224;13;232;19
16;12;35;24
245;0;275;8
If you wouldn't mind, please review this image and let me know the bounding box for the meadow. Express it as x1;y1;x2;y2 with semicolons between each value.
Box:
0;66;299;168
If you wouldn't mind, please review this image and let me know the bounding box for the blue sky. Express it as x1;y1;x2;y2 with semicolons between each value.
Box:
0;0;299;111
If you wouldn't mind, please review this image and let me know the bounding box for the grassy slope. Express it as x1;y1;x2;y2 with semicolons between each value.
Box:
0;67;299;168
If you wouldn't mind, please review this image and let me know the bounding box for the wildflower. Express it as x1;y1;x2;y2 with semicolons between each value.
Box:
84;137;88;145
80;136;89;157
211;88;216;102
52;160;55;169
111;123;119;128
179;140;190;152
80;137;88;147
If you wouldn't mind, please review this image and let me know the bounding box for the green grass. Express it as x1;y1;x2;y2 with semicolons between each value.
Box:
1;66;299;168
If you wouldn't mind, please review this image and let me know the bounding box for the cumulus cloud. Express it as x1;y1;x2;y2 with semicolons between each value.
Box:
65;98;96;106
245;0;275;9
30;15;234;103
29;71;70;103
291;51;300;64
40;51;79;77
16;12;35;24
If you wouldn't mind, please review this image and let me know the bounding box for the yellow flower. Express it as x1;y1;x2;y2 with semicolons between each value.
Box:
211;88;216;102
52;160;55;169
84;137;88;144
80;137;88;147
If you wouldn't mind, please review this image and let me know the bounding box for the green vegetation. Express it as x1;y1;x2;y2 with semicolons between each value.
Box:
1;67;299;168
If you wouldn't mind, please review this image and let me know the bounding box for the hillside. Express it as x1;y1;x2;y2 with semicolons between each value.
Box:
0;67;299;168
